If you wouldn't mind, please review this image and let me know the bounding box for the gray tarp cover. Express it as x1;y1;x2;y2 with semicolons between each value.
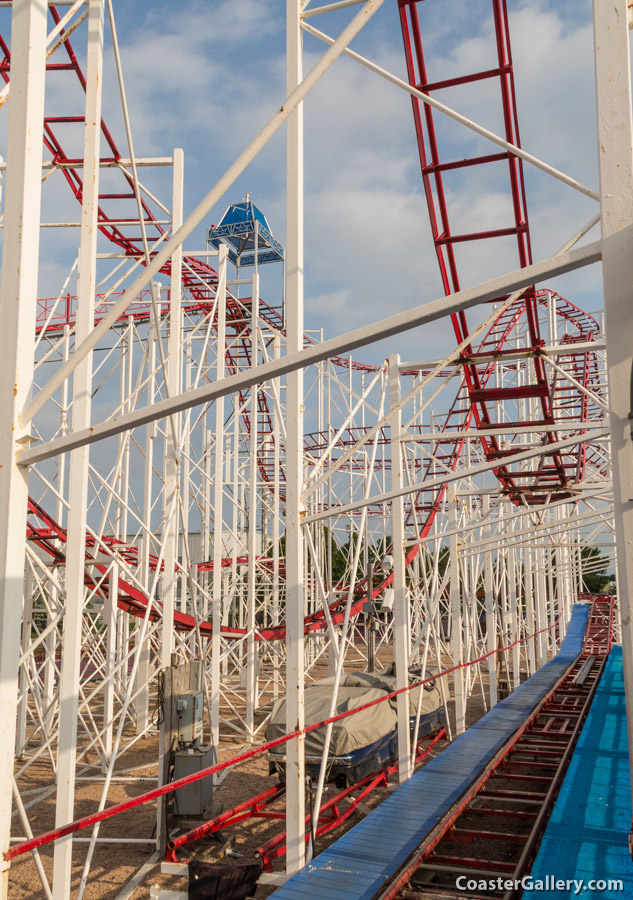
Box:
266;673;442;758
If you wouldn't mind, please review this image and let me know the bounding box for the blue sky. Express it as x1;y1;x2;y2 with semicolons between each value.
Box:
107;0;602;365
7;0;603;367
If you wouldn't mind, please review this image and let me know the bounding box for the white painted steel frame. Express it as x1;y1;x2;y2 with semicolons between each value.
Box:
0;1;621;897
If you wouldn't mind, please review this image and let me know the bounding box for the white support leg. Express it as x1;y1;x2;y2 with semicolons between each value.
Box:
389;354;412;782
272;333;282;698
535;545;547;667
507;532;520;691
246;272;260;740
285;0;306;873
161;150;184;672
524;546;536;675
102;561;118;772
211;244;227;760
483;496;497;707
135;312;157;736
52;3;104;895
449;490;465;735
16;568;34;757
0;3;46;890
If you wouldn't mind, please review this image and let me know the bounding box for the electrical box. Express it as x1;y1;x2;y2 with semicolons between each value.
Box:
173;745;216;819
176;691;204;745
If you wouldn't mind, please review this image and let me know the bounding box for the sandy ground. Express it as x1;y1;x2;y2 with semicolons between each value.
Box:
9;652;498;900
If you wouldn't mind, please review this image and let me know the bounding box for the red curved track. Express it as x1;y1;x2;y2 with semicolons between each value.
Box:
8;3;604;644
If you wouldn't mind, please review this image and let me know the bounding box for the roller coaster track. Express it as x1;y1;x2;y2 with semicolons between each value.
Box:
377;596;616;900
7;3;605;644
398;0;600;505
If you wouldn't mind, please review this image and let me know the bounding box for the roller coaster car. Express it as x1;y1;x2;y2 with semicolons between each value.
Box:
266;669;446;789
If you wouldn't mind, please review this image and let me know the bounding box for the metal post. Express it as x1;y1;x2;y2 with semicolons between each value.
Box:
535;544;547;667
285;0;306;872
483;495;497;707
16;567;35;757
136;308;157;736
507;525;520;690
449;490;465;735
389;354;412;782
593;0;633;813
272;332;282;698
211;243;227;758
524;545;536;675
103;560;118;772
246;272;260;739
0;0;46;888
52;3;104;895
161;148;184;671
156;150;184;849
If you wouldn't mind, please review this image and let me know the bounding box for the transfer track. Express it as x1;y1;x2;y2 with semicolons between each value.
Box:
377;597;615;900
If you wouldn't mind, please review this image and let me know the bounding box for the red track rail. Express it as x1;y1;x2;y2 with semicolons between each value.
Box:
398;0;593;505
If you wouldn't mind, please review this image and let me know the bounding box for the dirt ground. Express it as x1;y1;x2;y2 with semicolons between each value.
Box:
9;653;496;900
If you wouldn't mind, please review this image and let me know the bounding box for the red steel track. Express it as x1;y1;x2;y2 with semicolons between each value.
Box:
398;0;593;504
2;4;604;642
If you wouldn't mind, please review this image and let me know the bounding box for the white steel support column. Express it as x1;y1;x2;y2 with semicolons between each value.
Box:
102;560;118;772
0;2;46;889
524;546;536;675
211;243;227;758
161;150;184;671
136;310;157;736
246;272;260;739
52;2;104;895
16;567;35;757
535;544;547;667
507;528;520;691
449;490;465;735
389;355;412;782
272;332;282;698
285;0;306;873
593;0;633;808
483;496;497;707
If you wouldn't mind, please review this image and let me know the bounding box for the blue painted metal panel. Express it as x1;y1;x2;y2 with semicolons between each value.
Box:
525;646;633;898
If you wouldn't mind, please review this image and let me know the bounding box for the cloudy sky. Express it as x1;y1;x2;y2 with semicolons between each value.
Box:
13;0;605;367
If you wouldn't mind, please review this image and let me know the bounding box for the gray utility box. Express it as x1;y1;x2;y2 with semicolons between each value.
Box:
173;745;215;818
176;691;204;744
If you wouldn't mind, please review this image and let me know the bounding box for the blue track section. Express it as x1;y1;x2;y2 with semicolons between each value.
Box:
272;605;589;900
524;645;633;899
